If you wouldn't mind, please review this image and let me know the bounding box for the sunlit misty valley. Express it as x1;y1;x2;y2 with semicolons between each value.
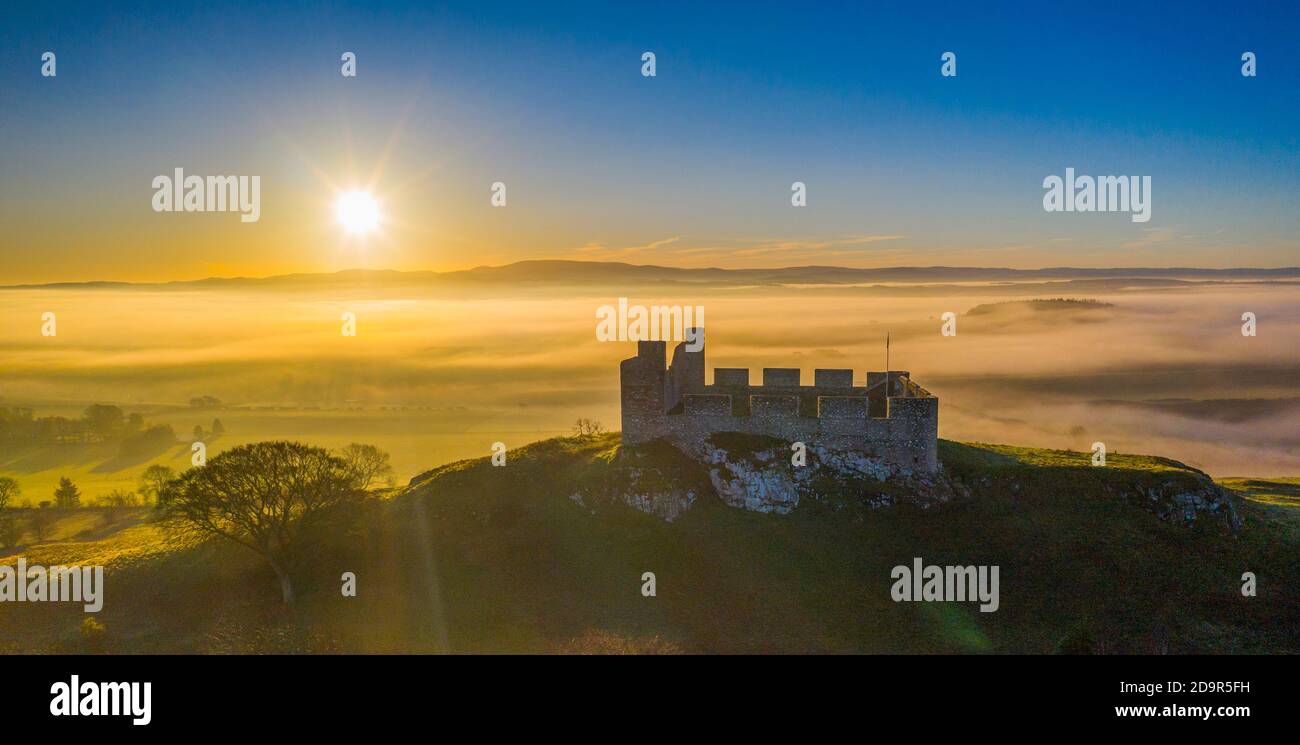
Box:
6;0;1300;666
2;270;1297;505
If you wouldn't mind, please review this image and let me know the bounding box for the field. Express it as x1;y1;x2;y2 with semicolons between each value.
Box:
0;404;573;505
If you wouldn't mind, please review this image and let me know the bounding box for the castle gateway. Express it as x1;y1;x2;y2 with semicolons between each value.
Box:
620;331;939;473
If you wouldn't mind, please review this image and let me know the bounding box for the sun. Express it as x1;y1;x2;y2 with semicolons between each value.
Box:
335;190;381;235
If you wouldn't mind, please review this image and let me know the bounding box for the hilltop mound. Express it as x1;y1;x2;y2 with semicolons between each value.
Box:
562;433;1238;528
389;434;1293;652
3;435;1296;653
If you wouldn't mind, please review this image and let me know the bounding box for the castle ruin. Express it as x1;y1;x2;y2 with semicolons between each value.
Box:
620;331;939;473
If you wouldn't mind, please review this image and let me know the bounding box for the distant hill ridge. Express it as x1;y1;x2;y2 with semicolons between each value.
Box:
5;260;1300;290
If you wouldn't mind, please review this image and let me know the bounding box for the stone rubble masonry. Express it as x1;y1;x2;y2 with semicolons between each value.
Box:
620;330;939;473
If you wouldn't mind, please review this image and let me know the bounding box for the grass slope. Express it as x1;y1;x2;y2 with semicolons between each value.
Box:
2;435;1297;653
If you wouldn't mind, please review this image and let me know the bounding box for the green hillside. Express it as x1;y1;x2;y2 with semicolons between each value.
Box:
2;435;1297;653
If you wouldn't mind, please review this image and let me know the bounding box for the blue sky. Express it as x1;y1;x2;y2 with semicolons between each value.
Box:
1;0;1297;280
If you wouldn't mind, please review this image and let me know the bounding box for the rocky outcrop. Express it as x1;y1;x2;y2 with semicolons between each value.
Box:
700;441;917;514
569;469;699;523
699;442;800;513
575;436;959;518
1115;479;1242;530
573;435;1244;531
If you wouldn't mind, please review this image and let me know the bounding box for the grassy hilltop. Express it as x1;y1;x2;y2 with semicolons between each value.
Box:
2;434;1298;654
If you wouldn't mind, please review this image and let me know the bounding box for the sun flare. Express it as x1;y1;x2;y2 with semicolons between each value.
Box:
335;190;381;235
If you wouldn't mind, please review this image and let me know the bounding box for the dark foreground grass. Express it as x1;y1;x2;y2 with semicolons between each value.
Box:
2;434;1297;653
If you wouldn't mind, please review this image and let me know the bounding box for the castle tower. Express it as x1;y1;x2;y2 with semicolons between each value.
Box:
620;340;666;443
665;327;705;412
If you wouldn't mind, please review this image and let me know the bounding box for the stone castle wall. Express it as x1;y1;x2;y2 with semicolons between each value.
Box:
620;335;939;473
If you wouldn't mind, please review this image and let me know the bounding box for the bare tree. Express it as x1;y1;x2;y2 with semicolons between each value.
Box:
338;442;394;490
99;489;137;525
138;464;176;506
31;502;53;541
0;478;20;549
0;476;19;510
163;441;362;604
0;515;19;549
573;418;605;437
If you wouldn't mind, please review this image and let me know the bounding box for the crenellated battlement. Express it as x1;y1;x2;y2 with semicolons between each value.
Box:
620;330;939;473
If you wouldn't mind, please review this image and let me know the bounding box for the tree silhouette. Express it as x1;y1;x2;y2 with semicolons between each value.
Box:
163;441;364;604
0;476;19;510
338;443;393;490
573;418;604;436
0;477;20;549
82;404;125;442
100;489;137;525
31;502;53;540
138;464;176;506
53;476;81;509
